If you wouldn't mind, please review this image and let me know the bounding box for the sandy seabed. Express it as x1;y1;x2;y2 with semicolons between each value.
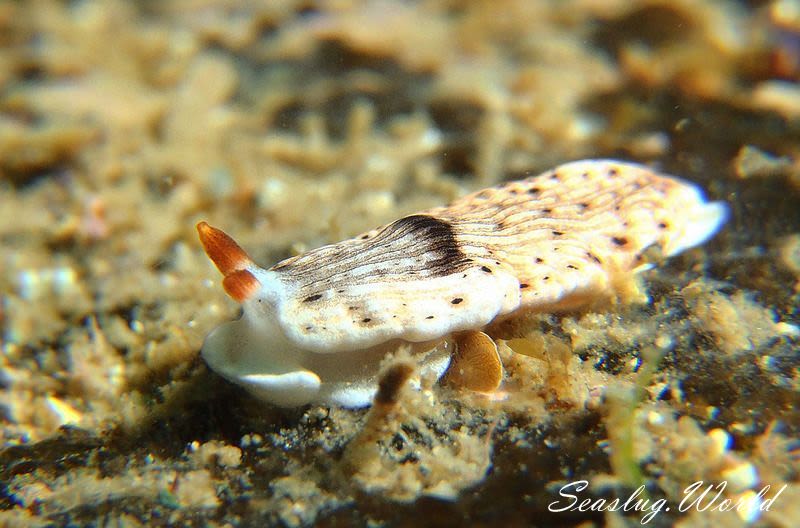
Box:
1;1;799;526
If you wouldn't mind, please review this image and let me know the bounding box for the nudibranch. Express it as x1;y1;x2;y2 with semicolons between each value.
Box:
197;159;728;407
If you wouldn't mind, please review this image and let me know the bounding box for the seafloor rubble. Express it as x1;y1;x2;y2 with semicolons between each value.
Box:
0;1;798;526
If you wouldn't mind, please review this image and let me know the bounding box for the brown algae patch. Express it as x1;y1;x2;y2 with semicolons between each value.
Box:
683;283;788;356
342;358;495;502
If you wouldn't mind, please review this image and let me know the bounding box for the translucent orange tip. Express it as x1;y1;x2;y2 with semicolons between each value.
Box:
197;222;259;302
196;222;253;276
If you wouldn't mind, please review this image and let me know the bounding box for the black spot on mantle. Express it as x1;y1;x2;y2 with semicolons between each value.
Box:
387;214;469;277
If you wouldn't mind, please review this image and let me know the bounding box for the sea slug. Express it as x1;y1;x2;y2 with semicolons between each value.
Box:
197;159;728;407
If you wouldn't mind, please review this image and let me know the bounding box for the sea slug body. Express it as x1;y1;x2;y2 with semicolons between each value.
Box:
197;159;728;407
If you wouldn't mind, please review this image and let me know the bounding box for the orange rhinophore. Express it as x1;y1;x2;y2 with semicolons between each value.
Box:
222;268;260;302
197;222;259;301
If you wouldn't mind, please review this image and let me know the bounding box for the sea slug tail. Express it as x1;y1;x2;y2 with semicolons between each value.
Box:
664;200;729;257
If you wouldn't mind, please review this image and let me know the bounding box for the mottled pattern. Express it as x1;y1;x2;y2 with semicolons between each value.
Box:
276;214;471;284
268;159;727;352
430;159;718;311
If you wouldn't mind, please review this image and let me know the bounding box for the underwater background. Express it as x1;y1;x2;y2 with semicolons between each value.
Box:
0;1;798;526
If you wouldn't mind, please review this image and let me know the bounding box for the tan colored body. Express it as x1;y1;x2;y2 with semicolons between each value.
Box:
197;159;727;407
